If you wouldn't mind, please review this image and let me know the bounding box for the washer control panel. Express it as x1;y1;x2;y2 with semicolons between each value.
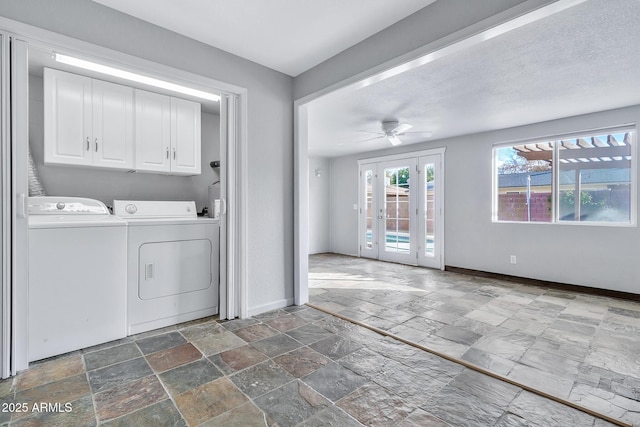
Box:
28;197;110;215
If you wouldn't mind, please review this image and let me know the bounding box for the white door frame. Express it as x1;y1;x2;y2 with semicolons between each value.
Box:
357;148;445;269
0;18;249;374
417;153;445;270
0;33;11;378
358;163;378;260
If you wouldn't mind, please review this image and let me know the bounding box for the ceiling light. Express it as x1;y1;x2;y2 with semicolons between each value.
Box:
54;53;220;102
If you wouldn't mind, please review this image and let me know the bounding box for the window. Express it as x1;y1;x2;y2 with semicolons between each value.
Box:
494;128;635;225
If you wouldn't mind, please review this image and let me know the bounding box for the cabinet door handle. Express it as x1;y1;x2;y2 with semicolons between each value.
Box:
86;137;90;151
173;148;176;160
166;148;169;159
95;138;98;152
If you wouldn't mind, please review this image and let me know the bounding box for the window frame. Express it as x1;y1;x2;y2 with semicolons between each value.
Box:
493;125;637;227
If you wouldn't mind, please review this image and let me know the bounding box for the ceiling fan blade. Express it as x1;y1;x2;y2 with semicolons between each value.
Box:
387;135;403;146
358;135;385;143
392;123;413;134
402;131;433;138
355;130;384;135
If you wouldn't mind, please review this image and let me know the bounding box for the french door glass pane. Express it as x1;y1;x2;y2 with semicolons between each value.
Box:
424;163;435;256
384;166;410;254
364;170;374;248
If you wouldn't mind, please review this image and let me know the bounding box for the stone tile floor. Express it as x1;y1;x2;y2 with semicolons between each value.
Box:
309;253;640;426
0;303;620;426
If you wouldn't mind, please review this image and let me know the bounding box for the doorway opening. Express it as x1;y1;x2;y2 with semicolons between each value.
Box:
0;29;247;377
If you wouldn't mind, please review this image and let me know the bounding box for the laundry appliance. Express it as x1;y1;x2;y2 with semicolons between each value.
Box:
113;200;219;335
28;196;127;362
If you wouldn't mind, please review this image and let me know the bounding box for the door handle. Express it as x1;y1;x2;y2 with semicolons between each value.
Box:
16;193;27;218
145;263;154;280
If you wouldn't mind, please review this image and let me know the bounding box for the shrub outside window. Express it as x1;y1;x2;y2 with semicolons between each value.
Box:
494;128;635;225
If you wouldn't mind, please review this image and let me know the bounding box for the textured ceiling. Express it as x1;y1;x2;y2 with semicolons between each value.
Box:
307;0;640;157
91;0;436;77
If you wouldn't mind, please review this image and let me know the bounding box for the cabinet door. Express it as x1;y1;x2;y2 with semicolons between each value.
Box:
92;80;134;169
44;68;92;166
171;97;201;175
134;89;171;172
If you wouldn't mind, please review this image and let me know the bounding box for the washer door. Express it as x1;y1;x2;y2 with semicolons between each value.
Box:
138;239;212;300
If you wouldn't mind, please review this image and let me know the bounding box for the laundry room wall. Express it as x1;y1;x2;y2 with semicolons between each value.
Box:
1;0;294;316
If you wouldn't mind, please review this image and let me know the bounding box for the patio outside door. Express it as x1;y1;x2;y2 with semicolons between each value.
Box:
377;159;417;264
359;150;444;269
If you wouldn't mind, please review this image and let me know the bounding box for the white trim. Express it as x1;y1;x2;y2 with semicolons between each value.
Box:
11;37;30;373
247;298;294;318
358;147;447;166
235;93;250;319
0;33;11;378
417;152;446;270
294;105;309;305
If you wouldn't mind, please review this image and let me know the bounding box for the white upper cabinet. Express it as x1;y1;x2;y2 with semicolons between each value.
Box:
134;89;171;173
44;68;134;170
171;97;201;175
135;89;201;175
92;79;134;169
44;68;201;175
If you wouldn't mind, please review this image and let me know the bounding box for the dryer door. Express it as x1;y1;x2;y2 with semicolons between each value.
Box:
139;239;212;300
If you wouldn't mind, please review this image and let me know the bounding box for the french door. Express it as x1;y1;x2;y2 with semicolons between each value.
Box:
359;150;444;269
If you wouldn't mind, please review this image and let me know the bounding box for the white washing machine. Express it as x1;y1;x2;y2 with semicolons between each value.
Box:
28;197;127;362
113;200;219;335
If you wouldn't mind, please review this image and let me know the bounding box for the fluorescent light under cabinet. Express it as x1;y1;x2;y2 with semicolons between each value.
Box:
54;53;221;102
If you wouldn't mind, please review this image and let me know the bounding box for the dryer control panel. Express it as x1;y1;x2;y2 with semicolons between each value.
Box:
113;200;197;219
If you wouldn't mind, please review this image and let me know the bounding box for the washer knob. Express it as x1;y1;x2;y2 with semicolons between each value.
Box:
56;202;65;210
125;204;138;214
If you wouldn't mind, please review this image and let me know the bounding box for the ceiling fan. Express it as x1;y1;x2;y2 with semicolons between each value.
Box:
355;121;432;146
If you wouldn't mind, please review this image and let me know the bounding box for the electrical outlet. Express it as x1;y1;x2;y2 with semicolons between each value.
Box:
510;255;517;264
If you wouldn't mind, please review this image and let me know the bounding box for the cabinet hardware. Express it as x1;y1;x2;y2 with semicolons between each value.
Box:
86;137;90;151
95;138;98;152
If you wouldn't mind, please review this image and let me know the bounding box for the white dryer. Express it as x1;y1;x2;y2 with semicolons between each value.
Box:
113;200;219;335
28;197;127;362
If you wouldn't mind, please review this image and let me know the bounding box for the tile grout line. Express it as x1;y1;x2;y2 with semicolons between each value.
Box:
306;302;632;427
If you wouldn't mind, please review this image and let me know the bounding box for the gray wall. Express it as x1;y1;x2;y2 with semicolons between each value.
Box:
1;0;294;314
28;75;220;212
308;156;330;254
327;105;640;294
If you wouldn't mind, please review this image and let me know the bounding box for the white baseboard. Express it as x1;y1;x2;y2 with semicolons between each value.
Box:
247;298;294;317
